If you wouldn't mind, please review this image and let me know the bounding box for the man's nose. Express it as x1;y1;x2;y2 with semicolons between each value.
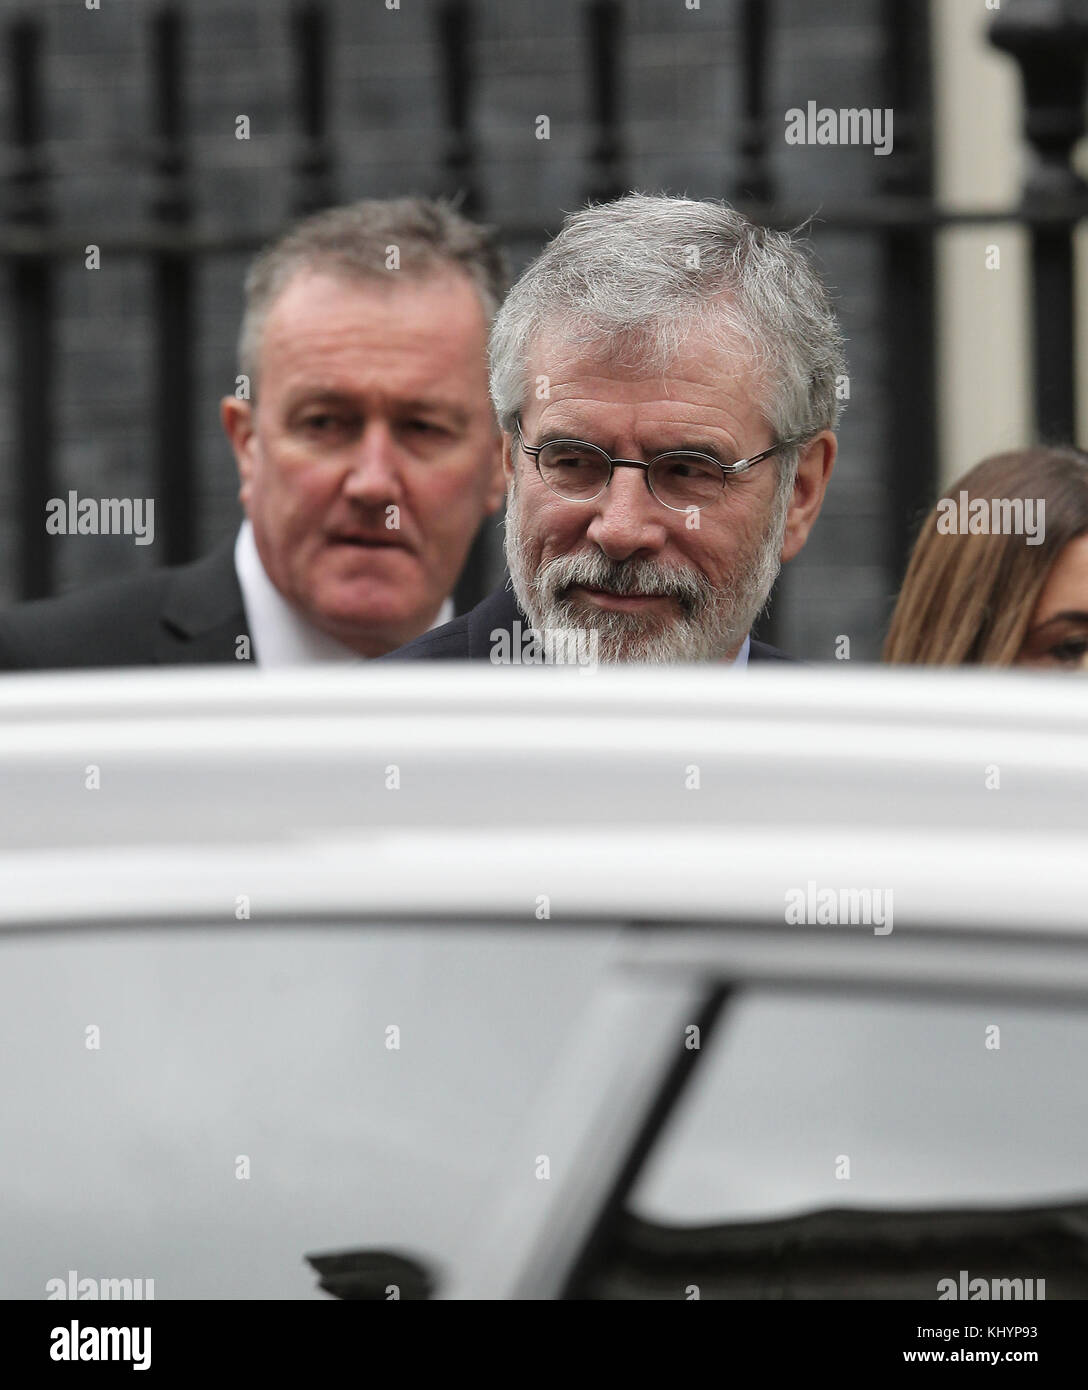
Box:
341;424;404;504
584;464;669;561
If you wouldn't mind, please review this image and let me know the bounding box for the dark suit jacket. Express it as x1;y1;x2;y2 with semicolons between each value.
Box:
382;582;794;663
0;539;251;670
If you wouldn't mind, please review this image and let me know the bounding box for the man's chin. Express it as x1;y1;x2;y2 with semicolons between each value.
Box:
307;578;430;639
538;597;677;662
540;589;749;663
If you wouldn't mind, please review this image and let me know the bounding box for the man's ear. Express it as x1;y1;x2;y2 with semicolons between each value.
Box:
501;431;517;487
482;429;507;516
220;396;257;505
780;430;837;564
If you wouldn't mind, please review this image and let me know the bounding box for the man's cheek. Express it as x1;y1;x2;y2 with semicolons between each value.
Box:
539;519;577;561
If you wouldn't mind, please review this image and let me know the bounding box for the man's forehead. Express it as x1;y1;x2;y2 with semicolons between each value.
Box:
261;267;487;355
257;267;490;392
269;263;482;316
522;330;767;439
525;327;762;403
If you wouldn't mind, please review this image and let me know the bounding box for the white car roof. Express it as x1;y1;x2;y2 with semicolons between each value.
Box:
1;664;1085;946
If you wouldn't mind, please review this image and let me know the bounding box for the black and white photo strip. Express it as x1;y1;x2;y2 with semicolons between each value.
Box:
0;0;1085;1368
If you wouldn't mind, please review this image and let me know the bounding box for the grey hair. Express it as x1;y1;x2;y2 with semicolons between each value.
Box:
238;196;510;392
489;193;846;474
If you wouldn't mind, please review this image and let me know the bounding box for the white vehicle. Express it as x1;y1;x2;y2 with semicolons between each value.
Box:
0;665;1086;1300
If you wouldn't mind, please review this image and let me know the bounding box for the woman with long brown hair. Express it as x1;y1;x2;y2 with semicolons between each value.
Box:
883;447;1088;668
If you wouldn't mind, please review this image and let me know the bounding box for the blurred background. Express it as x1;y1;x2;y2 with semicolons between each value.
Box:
0;0;1086;660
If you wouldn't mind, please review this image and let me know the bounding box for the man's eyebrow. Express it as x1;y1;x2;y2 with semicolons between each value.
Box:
283;391;471;426
396;399;471;427
532;426;731;462
282;388;363;416
674;438;732;463
531;426;601;447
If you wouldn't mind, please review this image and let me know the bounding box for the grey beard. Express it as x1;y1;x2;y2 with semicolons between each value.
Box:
503;480;789;664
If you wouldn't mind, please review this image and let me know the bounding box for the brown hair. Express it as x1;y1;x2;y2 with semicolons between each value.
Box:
238;197;510;392
883;447;1088;665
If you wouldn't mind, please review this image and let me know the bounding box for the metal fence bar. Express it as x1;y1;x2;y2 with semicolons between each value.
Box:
881;0;937;586
7;202;1088;264
737;0;772;204
437;0;479;215
149;6;195;567
736;0;779;649
435;0;491;613
990;3;1088;445
291;0;335;217
8;17;53;601
584;0;625;204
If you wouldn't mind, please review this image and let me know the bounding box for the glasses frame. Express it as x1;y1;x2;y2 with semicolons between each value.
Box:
513;418;801;513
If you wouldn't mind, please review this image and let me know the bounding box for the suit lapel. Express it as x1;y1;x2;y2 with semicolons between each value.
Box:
155;537;252;665
748;638;794;663
466;582;525;660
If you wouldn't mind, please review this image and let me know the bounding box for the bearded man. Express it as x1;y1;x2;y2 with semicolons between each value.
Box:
386;194;843;666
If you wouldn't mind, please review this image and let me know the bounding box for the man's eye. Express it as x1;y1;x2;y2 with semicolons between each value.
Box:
406;420;447;436
301;414;345;432
550;452;597;470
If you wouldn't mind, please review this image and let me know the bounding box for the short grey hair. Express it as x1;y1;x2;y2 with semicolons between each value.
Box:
239;197;510;392
489;193;846;471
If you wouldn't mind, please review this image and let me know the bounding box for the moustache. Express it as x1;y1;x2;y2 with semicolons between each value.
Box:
539;551;713;616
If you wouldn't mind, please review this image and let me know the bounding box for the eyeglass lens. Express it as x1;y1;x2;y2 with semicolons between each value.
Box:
535;440;724;510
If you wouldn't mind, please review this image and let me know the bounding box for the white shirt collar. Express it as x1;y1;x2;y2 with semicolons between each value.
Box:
732;634;751;667
234;520;453;667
